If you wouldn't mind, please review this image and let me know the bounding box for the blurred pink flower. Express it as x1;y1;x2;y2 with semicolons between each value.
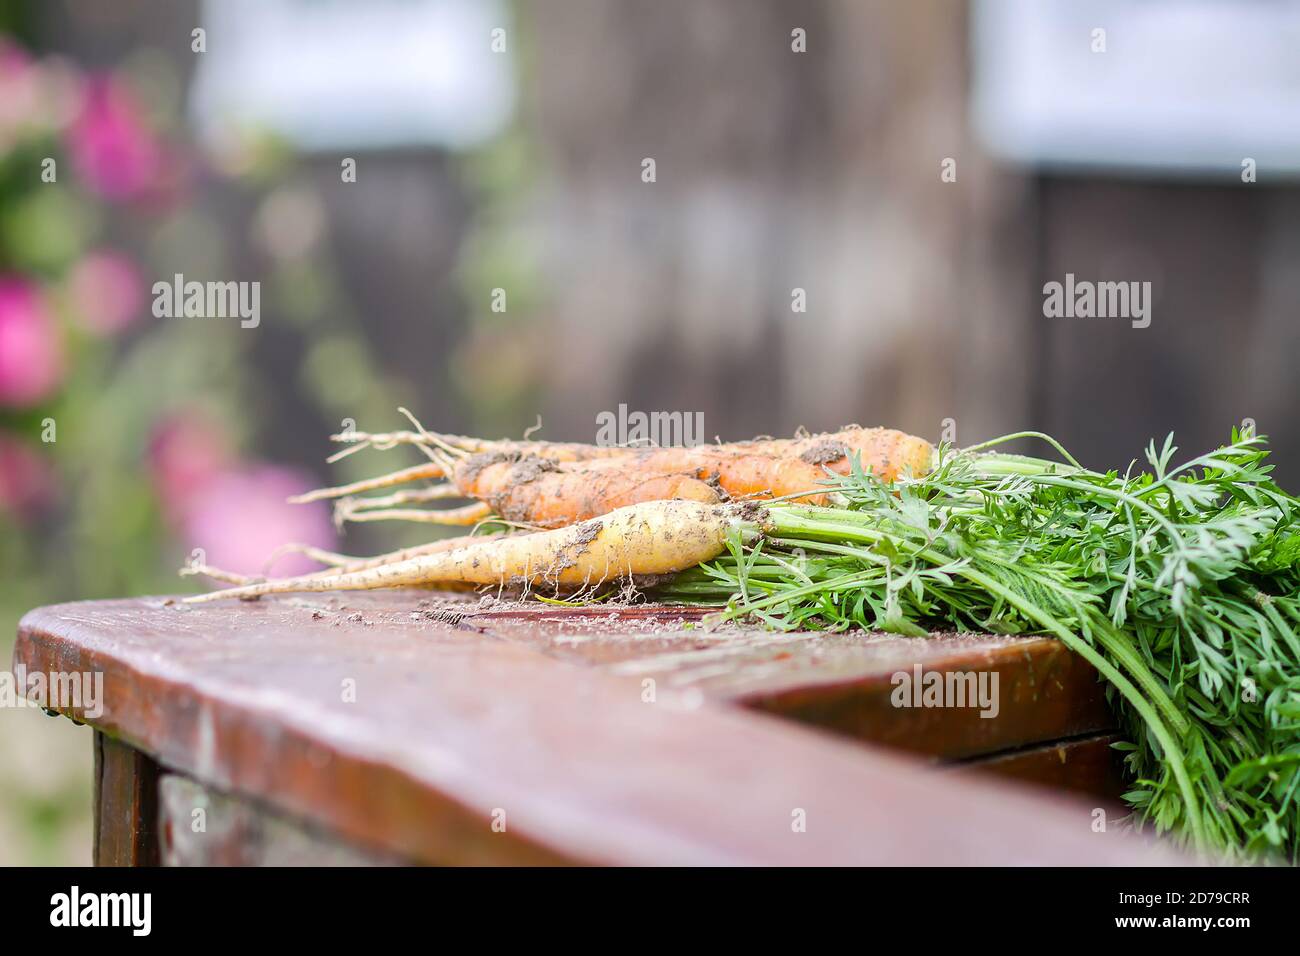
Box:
181;465;336;577
148;413;335;574
0;279;64;407
68;76;163;200
0;430;56;521
0;38;34;80
68;250;145;335
147;411;232;523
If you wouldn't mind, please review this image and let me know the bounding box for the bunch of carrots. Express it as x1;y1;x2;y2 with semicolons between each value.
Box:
184;414;1300;860
184;409;935;601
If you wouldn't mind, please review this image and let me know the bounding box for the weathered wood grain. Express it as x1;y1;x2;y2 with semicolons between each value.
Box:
17;591;1182;865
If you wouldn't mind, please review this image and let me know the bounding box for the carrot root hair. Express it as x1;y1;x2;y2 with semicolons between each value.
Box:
263;542;360;570
338;501;493;526
180;563;263;587
289;461;445;504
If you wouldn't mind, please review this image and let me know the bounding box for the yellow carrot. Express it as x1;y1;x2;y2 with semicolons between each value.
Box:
184;500;762;602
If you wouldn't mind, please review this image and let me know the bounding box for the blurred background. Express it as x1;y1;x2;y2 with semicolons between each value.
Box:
2;0;1298;864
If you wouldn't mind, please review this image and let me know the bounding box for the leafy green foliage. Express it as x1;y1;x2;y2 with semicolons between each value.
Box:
654;432;1300;861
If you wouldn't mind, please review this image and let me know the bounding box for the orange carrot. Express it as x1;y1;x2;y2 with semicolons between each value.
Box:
448;454;721;529
333;424;934;482
296;414;933;530
587;449;834;505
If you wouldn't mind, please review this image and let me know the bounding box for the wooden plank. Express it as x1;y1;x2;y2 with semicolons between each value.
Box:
459;605;1115;758
158;774;402;866
93;732;161;867
961;734;1128;802
16;592;1182;865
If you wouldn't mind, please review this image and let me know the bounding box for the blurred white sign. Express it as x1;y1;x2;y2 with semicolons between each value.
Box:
972;0;1300;176
190;0;514;151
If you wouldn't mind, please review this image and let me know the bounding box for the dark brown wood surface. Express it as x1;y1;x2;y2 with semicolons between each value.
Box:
93;732;161;866
962;734;1128;801
436;601;1115;758
17;590;1180;865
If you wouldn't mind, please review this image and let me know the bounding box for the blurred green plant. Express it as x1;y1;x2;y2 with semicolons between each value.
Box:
0;7;536;863
0;33;410;864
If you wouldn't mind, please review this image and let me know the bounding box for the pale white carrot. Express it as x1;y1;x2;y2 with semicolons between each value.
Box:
184;500;762;602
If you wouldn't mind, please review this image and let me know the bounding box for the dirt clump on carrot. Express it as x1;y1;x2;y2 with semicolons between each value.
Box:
799;439;851;466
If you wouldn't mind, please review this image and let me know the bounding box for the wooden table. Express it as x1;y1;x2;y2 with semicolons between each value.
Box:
14;590;1185;865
